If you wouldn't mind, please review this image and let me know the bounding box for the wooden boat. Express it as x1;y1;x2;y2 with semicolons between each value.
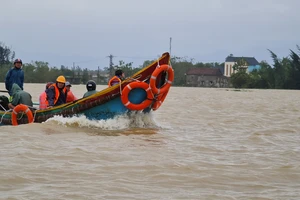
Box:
0;52;174;126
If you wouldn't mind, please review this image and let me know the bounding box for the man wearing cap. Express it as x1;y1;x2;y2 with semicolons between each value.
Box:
65;81;77;103
5;58;24;95
46;75;68;107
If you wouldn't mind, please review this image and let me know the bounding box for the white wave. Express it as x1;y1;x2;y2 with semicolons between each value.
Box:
44;112;159;130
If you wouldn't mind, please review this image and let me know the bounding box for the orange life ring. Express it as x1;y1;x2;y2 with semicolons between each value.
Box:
121;82;153;110
11;104;34;126
152;89;169;111
150;64;174;95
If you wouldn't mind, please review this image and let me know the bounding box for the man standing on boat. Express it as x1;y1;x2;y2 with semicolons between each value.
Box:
46;76;68;107
108;69;125;87
5;59;24;96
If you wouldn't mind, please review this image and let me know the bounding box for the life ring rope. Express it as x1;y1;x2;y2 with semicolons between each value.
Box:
152;90;169;111
121;82;153;111
150;64;174;95
11;104;34;126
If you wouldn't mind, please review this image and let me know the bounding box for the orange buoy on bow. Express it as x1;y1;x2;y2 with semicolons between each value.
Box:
121;82;153;110
152;90;169;111
11;104;34;126
150;64;174;95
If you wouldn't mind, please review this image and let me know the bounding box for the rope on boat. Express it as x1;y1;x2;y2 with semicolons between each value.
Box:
128;77;141;82
157;58;161;68
119;82;122;96
17;112;25;120
31;108;38;123
16;106;37;122
0;109;12;124
0;104;6;111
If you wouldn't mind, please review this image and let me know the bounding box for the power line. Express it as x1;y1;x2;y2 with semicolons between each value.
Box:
74;57;107;64
112;55;155;60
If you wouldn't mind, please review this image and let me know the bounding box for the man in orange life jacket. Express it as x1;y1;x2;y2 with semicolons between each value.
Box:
65;81;77;103
39;82;53;109
108;69;125;87
46;75;68;107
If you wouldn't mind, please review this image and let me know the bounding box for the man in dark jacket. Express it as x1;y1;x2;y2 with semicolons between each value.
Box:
83;80;98;98
5;58;24;95
8;83;33;109
46;75;68;107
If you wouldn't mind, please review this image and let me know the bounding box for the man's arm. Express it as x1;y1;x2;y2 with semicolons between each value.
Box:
8;93;20;109
46;87;55;106
20;70;24;90
5;69;11;91
8;103;14;109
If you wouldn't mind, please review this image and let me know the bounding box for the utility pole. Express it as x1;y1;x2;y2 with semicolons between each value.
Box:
72;62;75;81
97;66;100;84
108;54;114;77
169;37;172;56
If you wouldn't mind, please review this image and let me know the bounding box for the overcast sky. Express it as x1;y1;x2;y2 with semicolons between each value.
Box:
1;0;299;69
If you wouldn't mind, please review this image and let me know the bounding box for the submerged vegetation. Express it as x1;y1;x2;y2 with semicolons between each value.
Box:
230;46;300;89
1;42;299;89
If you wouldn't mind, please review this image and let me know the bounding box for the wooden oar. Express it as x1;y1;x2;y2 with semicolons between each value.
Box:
0;90;9;93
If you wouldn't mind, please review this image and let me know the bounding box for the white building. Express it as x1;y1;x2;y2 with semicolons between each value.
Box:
224;56;260;77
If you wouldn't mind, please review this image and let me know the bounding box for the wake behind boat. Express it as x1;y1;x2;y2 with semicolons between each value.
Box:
0;52;174;126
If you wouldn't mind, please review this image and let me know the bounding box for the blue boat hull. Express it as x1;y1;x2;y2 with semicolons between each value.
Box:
83;88;148;120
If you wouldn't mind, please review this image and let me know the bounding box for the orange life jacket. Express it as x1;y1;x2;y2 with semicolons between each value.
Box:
46;83;67;106
66;91;77;103
39;91;47;109
108;76;121;87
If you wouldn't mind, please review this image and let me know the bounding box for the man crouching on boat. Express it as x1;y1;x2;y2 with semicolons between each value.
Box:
46;75;68;108
8;83;33;109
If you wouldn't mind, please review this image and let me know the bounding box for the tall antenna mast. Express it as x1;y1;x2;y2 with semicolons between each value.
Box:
169;37;172;56
108;54;114;77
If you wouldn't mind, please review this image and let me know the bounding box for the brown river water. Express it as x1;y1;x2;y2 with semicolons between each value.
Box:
0;83;300;200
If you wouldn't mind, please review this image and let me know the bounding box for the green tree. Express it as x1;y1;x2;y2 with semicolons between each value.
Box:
230;71;251;88
172;61;194;86
22;63;36;83
253;61;275;88
287;46;300;89
114;60;133;76
35;61;50;83
0;63;11;83
141;60;155;68
82;68;89;84
0;42;15;65
268;50;291;89
232;58;248;72
0;42;14;83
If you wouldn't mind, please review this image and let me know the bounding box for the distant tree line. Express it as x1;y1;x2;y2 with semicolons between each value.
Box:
230;45;300;89
0;42;144;85
1;41;299;89
0;42;219;86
